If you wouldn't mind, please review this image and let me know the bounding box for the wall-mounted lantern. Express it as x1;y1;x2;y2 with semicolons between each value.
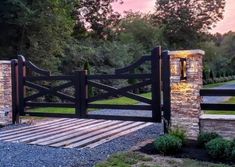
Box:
180;58;187;81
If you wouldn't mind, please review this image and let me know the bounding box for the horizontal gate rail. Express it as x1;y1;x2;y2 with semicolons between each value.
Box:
25;102;75;108
200;89;235;111
200;89;235;96
24;112;77;118
25;75;74;81
201;104;235;111
88;104;152;110
87;74;151;80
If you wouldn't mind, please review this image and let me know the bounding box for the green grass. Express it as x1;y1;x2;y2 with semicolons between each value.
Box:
203;80;235;88
205;97;235;115
95;151;231;167
27;92;151;114
204;80;235;115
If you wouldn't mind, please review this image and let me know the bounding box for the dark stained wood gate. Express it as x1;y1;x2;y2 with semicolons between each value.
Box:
11;47;171;124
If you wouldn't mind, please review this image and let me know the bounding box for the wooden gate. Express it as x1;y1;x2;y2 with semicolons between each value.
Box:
11;47;170;124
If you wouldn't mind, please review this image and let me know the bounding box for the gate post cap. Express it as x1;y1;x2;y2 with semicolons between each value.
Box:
169;50;205;58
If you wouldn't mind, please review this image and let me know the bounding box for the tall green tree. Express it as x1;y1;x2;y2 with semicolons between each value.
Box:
74;0;122;40
152;0;226;49
0;0;79;71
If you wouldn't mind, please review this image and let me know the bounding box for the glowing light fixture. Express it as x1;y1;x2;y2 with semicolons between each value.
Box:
180;58;187;81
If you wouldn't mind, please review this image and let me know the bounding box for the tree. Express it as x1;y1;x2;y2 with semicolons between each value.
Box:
118;12;166;51
152;0;226;49
74;0;122;40
0;0;79;71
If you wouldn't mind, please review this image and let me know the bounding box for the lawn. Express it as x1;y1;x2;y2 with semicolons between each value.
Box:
203;80;235;88
27;92;151;114
204;97;235;115
95;152;231;167
203;80;235;115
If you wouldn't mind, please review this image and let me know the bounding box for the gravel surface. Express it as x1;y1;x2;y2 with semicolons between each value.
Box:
0;123;162;167
90;109;152;117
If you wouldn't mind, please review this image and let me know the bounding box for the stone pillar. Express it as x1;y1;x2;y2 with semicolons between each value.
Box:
169;50;204;140
0;61;12;125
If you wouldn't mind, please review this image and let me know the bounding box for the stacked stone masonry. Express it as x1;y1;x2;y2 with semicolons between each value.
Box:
169;50;204;140
0;61;12;125
200;115;235;139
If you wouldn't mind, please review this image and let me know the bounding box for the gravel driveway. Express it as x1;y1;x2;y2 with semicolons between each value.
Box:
0;123;162;167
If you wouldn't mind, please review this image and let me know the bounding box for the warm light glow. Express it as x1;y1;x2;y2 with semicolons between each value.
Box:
171;61;180;76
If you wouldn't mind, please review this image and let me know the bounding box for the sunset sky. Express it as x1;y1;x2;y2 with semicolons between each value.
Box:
113;0;235;34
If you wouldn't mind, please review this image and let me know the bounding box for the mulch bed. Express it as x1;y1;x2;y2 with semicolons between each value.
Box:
138;140;235;165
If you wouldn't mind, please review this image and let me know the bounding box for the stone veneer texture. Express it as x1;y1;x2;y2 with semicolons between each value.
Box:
200;115;235;139
0;61;12;125
169;50;204;140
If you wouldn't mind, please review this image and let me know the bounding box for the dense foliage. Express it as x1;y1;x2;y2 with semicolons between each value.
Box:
206;138;233;160
197;132;221;147
154;134;182;155
0;0;234;77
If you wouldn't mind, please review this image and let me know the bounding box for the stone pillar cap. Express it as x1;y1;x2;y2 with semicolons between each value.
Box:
169;50;205;57
0;61;11;64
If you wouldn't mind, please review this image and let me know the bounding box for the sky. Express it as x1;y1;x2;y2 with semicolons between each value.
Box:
113;0;235;34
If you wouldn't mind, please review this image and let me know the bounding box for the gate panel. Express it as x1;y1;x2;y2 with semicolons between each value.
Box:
12;47;170;123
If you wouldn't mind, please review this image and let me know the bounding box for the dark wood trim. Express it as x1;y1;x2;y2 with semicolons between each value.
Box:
26;61;50;76
25;75;74;81
151;47;162;122
115;55;151;74
200;89;235;96
18;55;26;116
162;50;171;133
201;103;235;111
87;74;151;80
25;102;75;108
88;104;152;110
11;59;19;124
24;112;77;118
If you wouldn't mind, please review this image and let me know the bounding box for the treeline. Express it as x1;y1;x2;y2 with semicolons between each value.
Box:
0;0;234;78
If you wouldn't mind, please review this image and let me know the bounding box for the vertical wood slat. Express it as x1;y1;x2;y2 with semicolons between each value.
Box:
162;51;171;133
79;70;88;118
11;59;19;124
151;47;162;122
17;55;26;116
74;71;80;117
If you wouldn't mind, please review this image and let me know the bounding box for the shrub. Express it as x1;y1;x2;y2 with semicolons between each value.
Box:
206;78;214;84
154;134;182;155
206;138;232;160
169;128;186;144
197;132;221;147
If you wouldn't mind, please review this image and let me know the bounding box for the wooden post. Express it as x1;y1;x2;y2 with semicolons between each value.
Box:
162;51;171;133
80;70;88;118
11;59;19;124
151;47;162;122
17;55;26;116
74;71;80;117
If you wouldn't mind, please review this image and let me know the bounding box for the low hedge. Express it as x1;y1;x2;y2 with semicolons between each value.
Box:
154;134;182;155
197;132;221;147
206;138;233;160
204;75;235;85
